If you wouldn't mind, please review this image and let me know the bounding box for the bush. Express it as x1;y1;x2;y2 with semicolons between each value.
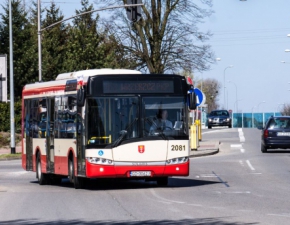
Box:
0;100;21;132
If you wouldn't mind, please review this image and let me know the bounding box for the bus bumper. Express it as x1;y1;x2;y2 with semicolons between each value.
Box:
86;160;189;178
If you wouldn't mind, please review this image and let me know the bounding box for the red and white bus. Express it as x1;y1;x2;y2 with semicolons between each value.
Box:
22;69;196;188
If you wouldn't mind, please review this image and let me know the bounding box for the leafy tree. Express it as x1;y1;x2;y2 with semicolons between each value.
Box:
0;0;36;98
41;2;67;81
196;78;221;113
94;0;215;74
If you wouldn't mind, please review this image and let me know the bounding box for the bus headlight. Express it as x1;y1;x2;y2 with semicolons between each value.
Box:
86;157;114;165
166;157;188;164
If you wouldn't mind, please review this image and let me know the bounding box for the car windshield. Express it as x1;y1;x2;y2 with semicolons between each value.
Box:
210;110;229;116
267;118;290;129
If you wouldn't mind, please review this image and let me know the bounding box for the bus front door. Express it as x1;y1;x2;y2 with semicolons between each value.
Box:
24;100;33;171
46;98;55;173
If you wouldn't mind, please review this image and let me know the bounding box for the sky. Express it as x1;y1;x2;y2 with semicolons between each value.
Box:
3;0;290;113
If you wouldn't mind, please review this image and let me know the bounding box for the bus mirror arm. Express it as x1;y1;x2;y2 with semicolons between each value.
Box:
188;92;196;110
77;88;86;107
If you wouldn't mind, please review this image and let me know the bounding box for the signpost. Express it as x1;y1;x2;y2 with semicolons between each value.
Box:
194;88;206;107
126;0;142;22
0;55;7;103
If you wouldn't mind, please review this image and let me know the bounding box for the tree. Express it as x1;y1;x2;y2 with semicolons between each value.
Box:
0;0;34;98
196;78;221;113
94;0;215;74
280;104;290;116
41;2;67;81
63;0;131;71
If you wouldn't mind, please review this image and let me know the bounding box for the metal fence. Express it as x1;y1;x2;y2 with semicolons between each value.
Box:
231;112;282;128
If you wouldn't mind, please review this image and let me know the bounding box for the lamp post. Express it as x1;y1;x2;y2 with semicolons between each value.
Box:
228;80;238;112
223;65;233;110
9;0;15;154
257;101;266;112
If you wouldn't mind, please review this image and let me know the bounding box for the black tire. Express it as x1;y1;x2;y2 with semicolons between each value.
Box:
157;177;168;186
68;157;85;189
36;154;47;185
68;157;74;183
208;126;212;129
261;144;267;153
228;124;232;128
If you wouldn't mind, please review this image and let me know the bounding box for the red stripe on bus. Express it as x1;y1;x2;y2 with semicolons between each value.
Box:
86;161;189;178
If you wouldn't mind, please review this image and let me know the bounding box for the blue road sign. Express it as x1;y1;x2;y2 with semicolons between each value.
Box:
194;88;205;107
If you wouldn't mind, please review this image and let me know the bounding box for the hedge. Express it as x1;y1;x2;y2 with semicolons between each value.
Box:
0;100;22;132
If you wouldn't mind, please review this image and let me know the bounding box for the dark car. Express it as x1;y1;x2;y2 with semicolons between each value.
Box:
260;116;290;153
207;110;232;129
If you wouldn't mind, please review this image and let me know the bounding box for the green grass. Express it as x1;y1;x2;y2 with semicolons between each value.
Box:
0;153;21;160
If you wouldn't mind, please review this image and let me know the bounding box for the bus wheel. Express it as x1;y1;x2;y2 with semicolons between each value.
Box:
68;158;74;184
157;177;168;186
68;157;85;189
36;154;47;185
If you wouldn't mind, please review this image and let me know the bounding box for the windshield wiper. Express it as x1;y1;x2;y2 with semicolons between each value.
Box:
112;118;138;148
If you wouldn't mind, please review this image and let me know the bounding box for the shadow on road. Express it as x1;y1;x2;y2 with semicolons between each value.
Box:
0;218;258;225
30;176;222;191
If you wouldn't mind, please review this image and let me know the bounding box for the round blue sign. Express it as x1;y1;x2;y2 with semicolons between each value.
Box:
194;88;205;107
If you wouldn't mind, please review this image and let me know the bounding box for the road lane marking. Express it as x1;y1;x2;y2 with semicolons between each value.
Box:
231;144;242;148
268;214;290;218
150;189;185;204
238;128;245;142
246;160;255;171
240;148;245;153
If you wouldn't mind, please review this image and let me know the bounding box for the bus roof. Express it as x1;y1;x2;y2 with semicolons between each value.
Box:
55;68;141;81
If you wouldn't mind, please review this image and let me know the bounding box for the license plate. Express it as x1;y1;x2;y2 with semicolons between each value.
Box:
130;171;151;177
277;132;290;136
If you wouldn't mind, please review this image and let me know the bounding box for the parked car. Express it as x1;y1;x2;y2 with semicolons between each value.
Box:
259;116;290;153
207;110;232;129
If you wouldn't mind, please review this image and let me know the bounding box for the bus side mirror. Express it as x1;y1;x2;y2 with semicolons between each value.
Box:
188;92;196;110
77;88;85;107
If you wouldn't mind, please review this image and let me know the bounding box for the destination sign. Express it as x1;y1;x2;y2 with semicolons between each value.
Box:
103;80;174;94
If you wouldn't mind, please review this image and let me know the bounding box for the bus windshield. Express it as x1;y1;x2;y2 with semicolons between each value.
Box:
86;96;188;148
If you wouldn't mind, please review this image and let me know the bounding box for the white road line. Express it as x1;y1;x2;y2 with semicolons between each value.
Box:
268;214;290;218
231;144;242;148
150;189;185;204
246;160;255;171
240;148;245;153
238;128;245;142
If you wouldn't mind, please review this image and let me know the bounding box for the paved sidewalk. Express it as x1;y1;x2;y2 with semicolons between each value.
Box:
0;139;219;159
190;139;220;158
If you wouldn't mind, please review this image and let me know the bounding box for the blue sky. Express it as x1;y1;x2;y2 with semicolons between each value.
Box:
196;0;290;113
3;0;290;113
47;0;290;113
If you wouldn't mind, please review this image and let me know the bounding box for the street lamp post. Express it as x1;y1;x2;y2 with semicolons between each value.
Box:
223;66;233;110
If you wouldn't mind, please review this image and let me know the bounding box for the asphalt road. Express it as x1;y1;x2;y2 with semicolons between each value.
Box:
1;128;290;224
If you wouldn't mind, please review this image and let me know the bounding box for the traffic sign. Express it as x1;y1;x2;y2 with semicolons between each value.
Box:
194;88;206;107
126;0;142;22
